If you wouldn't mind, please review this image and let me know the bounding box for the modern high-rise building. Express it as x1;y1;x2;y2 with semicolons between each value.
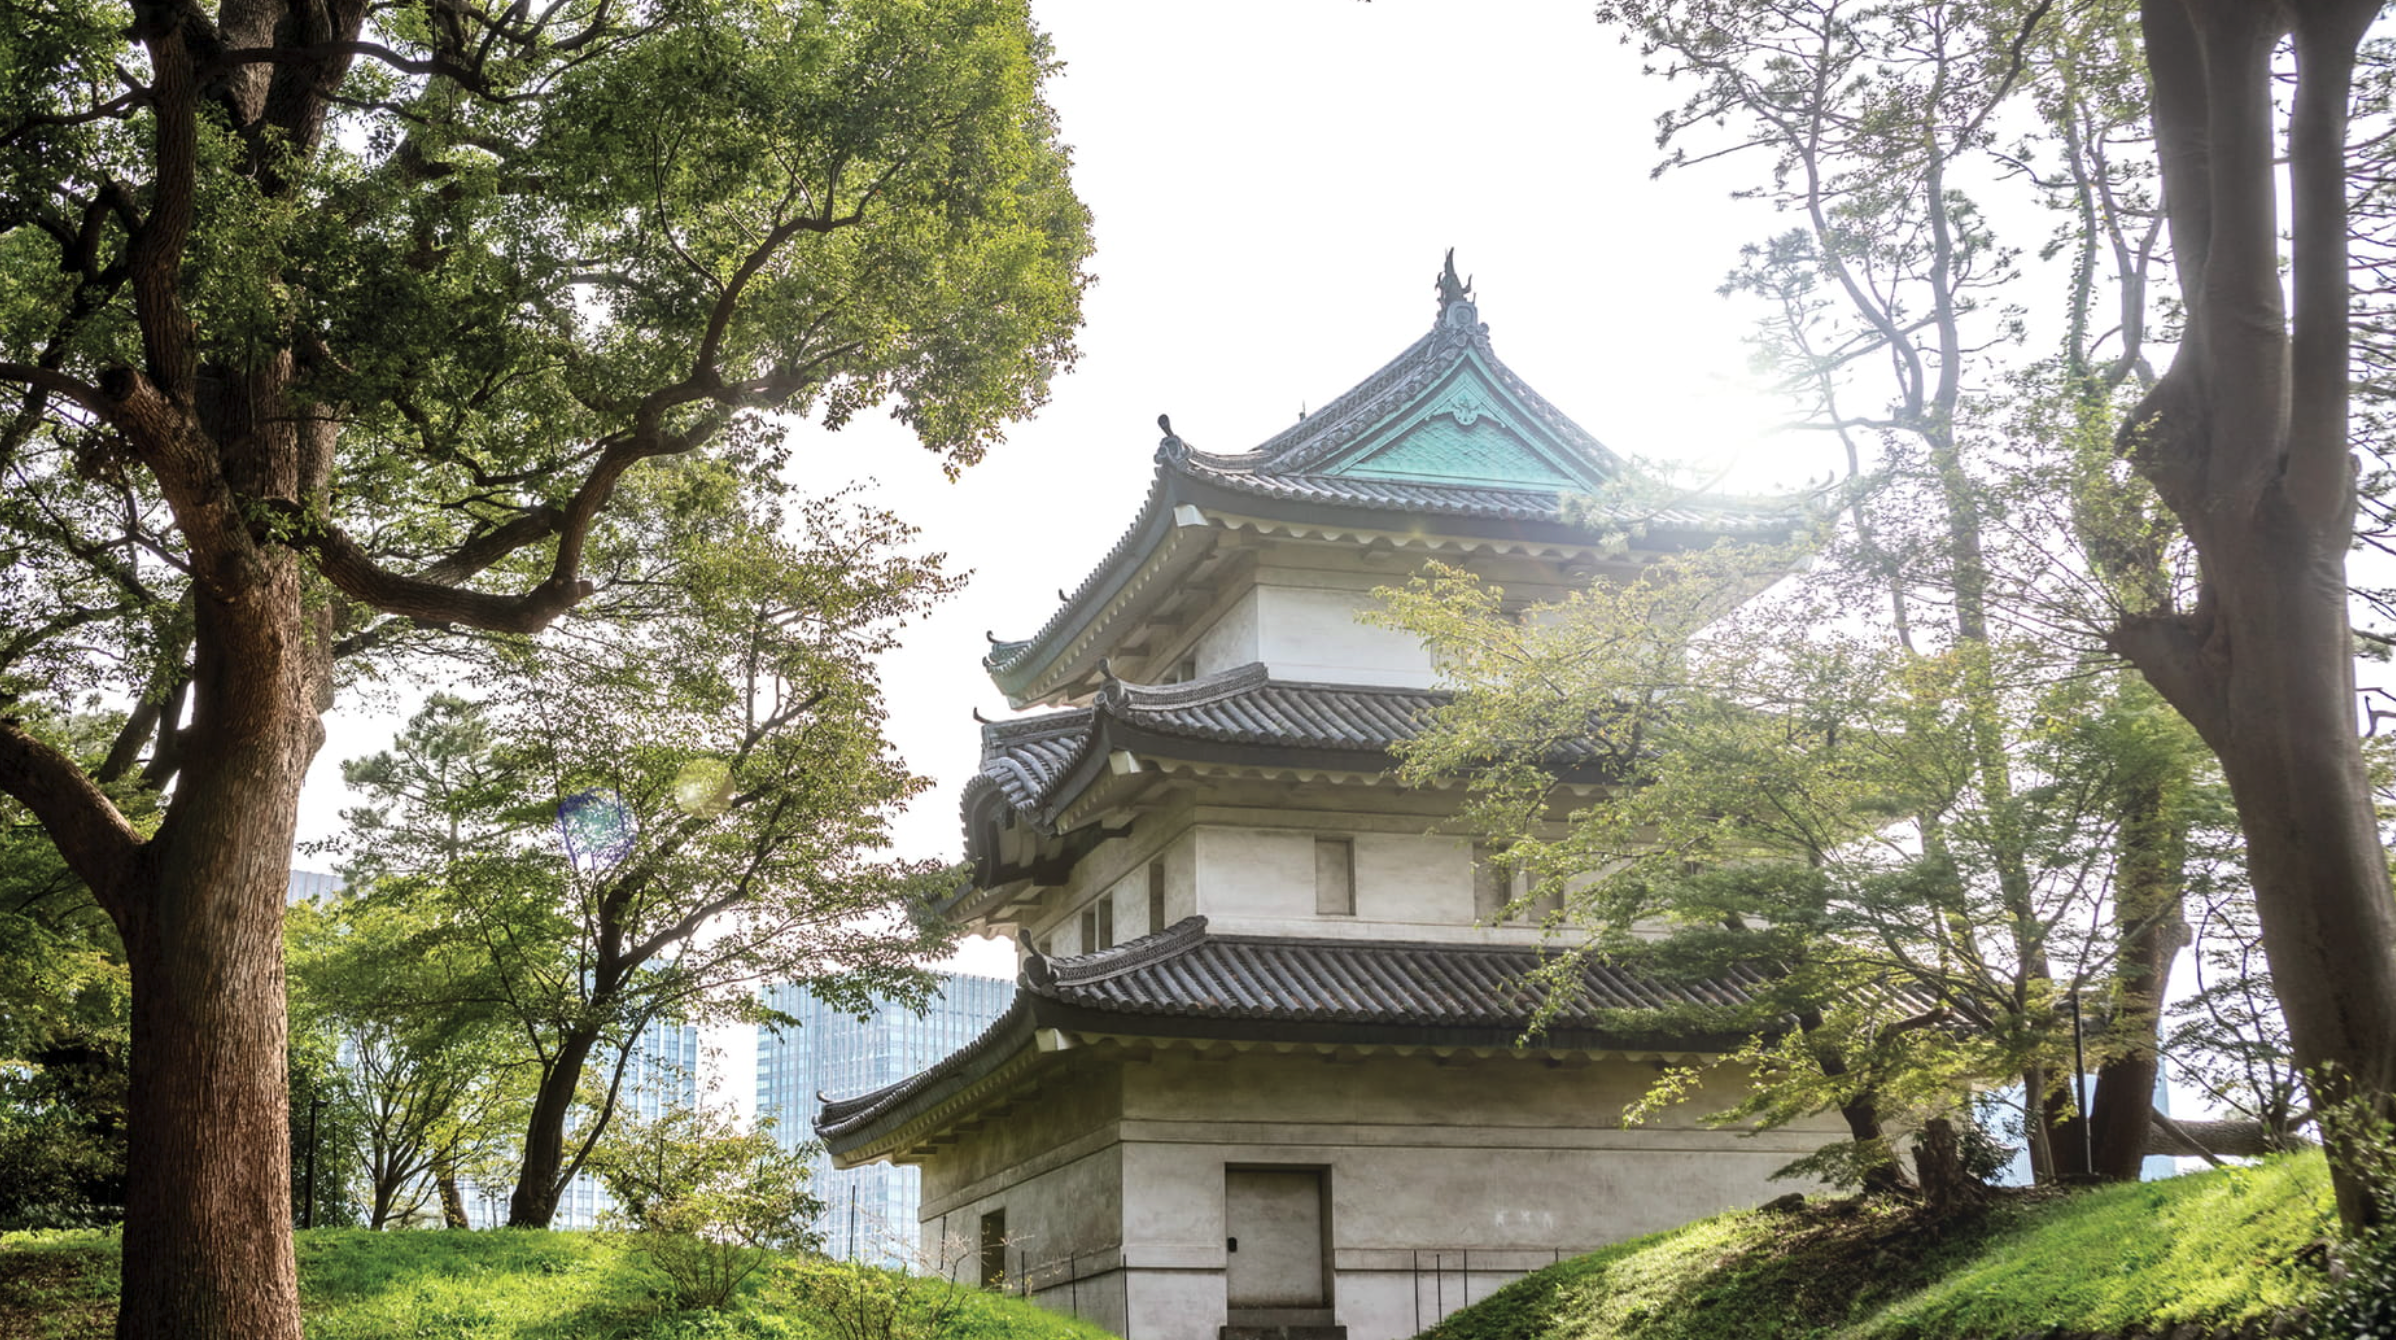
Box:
757;972;1016;1266
286;868;342;903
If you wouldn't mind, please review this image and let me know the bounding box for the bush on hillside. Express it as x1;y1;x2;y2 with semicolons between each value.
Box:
588;1107;821;1309
771;1258;981;1340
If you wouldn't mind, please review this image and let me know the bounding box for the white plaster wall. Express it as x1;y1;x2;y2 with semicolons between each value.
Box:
1191;587;1262;678
1352;832;1475;926
1193;826;1315;921
1192;818;1535;940
1022;822;1198;960
1254;583;1435;687
917;1144;1124;1298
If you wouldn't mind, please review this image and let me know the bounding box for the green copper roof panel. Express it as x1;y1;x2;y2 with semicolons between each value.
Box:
1320;356;1602;492
1335;415;1577;488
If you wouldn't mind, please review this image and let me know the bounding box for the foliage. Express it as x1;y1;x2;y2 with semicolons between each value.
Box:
284;1037;366;1232
1568;0;2213;1191
1421;1155;2336;1340
771;1258;976;1340
286;890;525;1229
0;0;1090;1323
1369;548;2224;1185
2299;1103;2396;1339
588;1105;822;1310
0;714;137;1231
325;468;960;1224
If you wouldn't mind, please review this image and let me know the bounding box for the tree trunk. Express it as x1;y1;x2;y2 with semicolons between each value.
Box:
1913;1116;1987;1217
113;589;323;1339
2089;776;2188;1181
2120;0;2396;1233
1799;1011;1913;1194
434;1155;469;1230
506;1029;602;1228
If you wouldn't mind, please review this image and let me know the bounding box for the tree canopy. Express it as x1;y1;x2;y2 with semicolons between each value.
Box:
0;0;1092;1331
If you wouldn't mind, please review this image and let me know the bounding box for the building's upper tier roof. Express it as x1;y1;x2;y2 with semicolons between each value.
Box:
984;267;1801;706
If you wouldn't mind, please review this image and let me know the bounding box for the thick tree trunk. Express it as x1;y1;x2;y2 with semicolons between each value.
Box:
506;1029;602;1228
2121;0;2396;1234
113;587;323;1339
2210;563;2396;1222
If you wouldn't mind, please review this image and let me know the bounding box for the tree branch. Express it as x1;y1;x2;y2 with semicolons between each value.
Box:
0;715;142;912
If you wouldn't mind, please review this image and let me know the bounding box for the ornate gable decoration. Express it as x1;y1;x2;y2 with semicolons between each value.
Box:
1192;254;1625;493
1315;356;1593;491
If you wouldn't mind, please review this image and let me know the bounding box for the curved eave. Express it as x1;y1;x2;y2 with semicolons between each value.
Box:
984;466;1798;709
817;995;1754;1166
816;995;1043;1166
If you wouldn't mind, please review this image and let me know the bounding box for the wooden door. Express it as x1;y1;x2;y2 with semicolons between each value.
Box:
1224;1167;1327;1308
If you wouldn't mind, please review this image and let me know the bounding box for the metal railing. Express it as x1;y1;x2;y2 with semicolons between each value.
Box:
1409;1246;1581;1332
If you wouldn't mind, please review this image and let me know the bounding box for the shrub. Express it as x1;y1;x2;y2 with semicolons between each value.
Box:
769;1258;977;1340
587;1106;821;1309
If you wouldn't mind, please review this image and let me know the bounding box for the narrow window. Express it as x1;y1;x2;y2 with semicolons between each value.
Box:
1097;895;1115;950
1078;906;1097;953
1474;843;1512;922
980;1208;1008;1289
1147;860;1168;935
1315;838;1355;916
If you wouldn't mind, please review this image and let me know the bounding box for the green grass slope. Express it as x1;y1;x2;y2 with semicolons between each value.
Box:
1423;1155;2335;1340
0;1228;1120;1340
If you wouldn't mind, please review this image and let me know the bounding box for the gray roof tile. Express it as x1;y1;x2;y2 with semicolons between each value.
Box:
815;916;1781;1152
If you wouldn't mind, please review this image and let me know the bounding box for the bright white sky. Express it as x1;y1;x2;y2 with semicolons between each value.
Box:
290;1;1877;996
298;1;1840;981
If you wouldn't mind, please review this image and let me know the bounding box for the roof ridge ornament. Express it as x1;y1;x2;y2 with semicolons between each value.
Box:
1436;247;1474;312
1433;248;1489;349
1155;412;1189;464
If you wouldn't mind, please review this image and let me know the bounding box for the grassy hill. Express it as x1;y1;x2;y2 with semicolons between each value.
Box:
0;1227;1117;1340
1422;1154;2339;1340
0;1157;2359;1340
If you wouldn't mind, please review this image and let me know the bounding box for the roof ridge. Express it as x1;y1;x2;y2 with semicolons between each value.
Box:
1031;915;1210;990
1205;930;1589;958
1255;676;1449;700
1103;662;1270;712
979;706;1093;744
1239;328;1448;473
983;469;1171;679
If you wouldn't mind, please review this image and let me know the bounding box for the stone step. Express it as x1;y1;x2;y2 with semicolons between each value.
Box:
1218;1328;1347;1340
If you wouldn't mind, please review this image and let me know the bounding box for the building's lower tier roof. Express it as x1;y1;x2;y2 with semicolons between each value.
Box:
814;917;1775;1159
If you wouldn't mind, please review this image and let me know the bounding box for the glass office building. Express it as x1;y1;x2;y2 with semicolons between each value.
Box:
757;972;1016;1266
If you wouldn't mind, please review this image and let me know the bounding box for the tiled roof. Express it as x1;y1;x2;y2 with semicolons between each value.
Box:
815;916;1777;1153
967;662;1620;841
814;995;1037;1144
1026;916;1774;1029
965;664;1454;840
1172;458;1789;533
981;299;1805;702
972;710;1093;812
1102;663;1441;749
